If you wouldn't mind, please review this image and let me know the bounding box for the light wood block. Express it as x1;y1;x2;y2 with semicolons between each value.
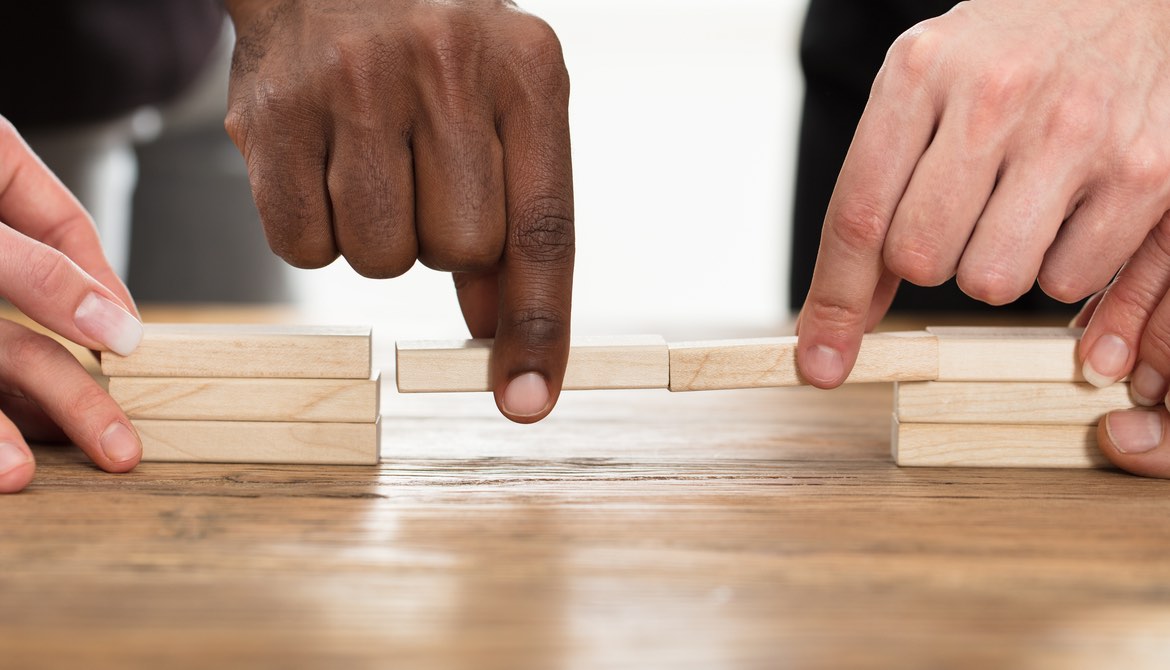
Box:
395;335;669;392
668;331;938;391
896;381;1136;425
102;324;372;379
134;418;380;465
892;416;1110;468
930;327;1091;382
110;373;380;423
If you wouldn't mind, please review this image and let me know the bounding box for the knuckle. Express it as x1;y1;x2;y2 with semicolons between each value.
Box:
504;16;569;97
957;265;1029;306
1036;266;1095;304
503;306;567;350
345;251;415;279
1116;143;1170;191
802;298;869;336
4;330;64;371
22;244;73;301
1142;317;1170;365
884;20;947;83
827;198;890;255
509;201;575;266
884;236;951;287
65;384;115;423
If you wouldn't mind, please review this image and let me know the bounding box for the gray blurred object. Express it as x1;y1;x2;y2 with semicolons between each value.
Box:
125;22;292;303
24;19;292;303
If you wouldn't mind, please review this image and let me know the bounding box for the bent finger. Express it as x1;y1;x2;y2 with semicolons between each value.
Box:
796;31;939;388
0;224;142;355
1079;214;1170;397
491;38;574;423
0;410;35;494
0;117;135;313
0;321;140;473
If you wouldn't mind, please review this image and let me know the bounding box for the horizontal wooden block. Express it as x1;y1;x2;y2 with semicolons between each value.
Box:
102;324;371;379
891;417;1110;469
930;327;1091;382
134;419;380;465
110;373;380;422
395;336;669;392
896;381;1136;425
668;331;938;391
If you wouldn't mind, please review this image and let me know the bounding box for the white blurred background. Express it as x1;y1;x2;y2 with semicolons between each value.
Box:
292;0;809;338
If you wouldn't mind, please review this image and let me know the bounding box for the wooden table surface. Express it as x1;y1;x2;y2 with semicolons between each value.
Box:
4;308;1170;669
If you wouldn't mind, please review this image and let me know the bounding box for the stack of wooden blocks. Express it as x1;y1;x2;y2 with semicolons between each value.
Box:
103;324;380;465
398;327;1143;469
890;327;1135;468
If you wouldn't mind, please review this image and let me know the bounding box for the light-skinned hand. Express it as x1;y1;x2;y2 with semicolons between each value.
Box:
0;118;145;493
796;1;1170;396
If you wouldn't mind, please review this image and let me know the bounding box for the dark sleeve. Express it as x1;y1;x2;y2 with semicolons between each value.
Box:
789;0;1070;316
0;0;225;129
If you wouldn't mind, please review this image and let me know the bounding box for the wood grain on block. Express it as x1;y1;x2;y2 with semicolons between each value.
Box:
930;326;1089;382
102;324;372;379
135;418;380;465
395;335;669;392
110;373;380;423
891;417;1109;468
896;381;1136;425
668;331;938;391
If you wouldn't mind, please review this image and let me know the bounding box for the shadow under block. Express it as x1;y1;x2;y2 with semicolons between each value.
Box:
896;381;1136;425
930;326;1089;382
102;324;372;379
891;417;1109;469
395;336;669;392
135;418;380;465
668;331;938;391
110;373;380;422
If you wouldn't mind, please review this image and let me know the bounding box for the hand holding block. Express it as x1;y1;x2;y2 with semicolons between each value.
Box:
102;324;372;379
668;331;939;391
396;336;669;392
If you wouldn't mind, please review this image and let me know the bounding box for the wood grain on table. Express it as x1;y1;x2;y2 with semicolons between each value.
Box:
2;309;1170;669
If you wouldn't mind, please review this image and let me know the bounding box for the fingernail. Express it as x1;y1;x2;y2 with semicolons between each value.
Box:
802;345;845;384
1130;362;1167;407
0;442;31;475
100;422;141;464
502;372;550;417
1106;410;1163;455
74;293;142;356
1082;334;1128;388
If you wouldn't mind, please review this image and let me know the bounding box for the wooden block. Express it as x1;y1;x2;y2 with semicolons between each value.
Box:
134;418;380;465
668;331;938;391
395;335;669;392
930;327;1091;382
110;373;380;423
891;416;1110;468
102;324;371;379
896;381;1136;425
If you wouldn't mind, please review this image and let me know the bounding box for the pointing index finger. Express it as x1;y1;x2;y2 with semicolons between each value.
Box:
489;19;574;423
796;40;938;388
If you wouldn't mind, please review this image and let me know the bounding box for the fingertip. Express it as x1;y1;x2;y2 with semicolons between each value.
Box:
498;371;553;423
97;421;142;473
0;441;35;493
1099;410;1170;479
798;343;847;389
